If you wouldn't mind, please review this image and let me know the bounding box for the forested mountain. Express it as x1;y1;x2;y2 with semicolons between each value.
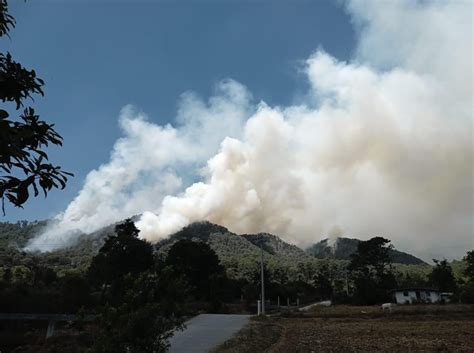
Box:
0;220;48;248
242;233;314;262
1;220;319;281
1;220;427;277
0;221;113;275
155;222;313;262
307;237;427;265
154;222;319;281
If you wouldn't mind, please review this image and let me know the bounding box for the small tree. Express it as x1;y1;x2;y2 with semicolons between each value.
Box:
2;267;12;283
166;239;225;302
459;250;474;303
428;259;457;293
88;219;154;299
93;271;187;353
89;221;187;352
348;237;397;304
313;262;333;300
348;237;393;276
464;250;474;280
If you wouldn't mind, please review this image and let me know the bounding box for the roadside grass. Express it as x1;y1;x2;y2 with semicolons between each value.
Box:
212;316;283;353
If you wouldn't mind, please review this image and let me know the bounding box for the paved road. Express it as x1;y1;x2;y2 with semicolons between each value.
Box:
168;314;251;353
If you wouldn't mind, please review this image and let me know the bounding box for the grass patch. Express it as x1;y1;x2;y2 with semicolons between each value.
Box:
212;316;283;353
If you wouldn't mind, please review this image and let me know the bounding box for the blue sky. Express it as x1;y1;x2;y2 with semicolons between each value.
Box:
2;0;355;222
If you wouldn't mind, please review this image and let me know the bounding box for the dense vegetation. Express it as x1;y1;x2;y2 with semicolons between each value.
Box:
0;219;473;352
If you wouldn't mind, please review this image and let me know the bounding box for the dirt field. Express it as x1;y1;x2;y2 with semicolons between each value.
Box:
217;305;474;353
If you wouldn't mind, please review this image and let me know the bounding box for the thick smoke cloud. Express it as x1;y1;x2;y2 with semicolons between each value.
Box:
27;0;473;260
26;81;251;250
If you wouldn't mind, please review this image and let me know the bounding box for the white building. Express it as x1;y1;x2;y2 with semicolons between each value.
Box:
390;288;444;304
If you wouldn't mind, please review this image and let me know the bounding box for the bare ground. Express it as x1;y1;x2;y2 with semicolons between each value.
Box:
219;305;474;353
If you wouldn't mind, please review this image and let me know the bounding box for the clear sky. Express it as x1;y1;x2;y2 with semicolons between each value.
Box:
2;0;355;222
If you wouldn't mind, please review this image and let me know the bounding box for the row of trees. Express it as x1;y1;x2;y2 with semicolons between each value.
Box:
2;231;473;313
346;236;474;304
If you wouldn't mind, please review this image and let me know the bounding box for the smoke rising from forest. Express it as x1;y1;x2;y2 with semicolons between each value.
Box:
27;0;473;260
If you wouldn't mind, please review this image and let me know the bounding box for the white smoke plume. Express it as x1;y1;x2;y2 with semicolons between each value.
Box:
26;81;251;250
27;0;473;260
327;226;344;251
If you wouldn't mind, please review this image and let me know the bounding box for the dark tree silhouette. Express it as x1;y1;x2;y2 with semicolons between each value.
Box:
464;250;474;280
313;262;333;300
460;250;474;304
88;219;154;289
348;237;393;275
428;259;457;293
166;239;225;301
60;273;90;312
88;221;189;352
348;236;397;304
0;0;14;37
0;0;72;213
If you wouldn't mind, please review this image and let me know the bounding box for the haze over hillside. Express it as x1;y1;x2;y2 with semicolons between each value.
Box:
307;238;426;265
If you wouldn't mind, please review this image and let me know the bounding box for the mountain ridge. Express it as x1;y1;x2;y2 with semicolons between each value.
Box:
0;220;427;266
307;237;427;265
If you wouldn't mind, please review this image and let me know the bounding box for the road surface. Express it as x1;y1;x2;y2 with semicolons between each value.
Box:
168;314;251;353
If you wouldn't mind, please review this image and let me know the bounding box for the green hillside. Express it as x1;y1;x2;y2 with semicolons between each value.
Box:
0;219;447;285
243;233;314;262
0;220;48;248
154;222;320;281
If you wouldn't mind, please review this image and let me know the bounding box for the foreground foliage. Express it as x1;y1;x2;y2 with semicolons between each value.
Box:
0;0;71;213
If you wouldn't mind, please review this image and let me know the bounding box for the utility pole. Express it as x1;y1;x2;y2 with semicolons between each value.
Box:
345;269;349;296
260;242;265;315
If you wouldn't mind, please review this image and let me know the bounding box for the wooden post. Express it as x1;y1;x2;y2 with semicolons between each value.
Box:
257;300;261;316
345;270;349;295
277;295;280;308
287;297;290;307
46;320;55;339
260;244;265;315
